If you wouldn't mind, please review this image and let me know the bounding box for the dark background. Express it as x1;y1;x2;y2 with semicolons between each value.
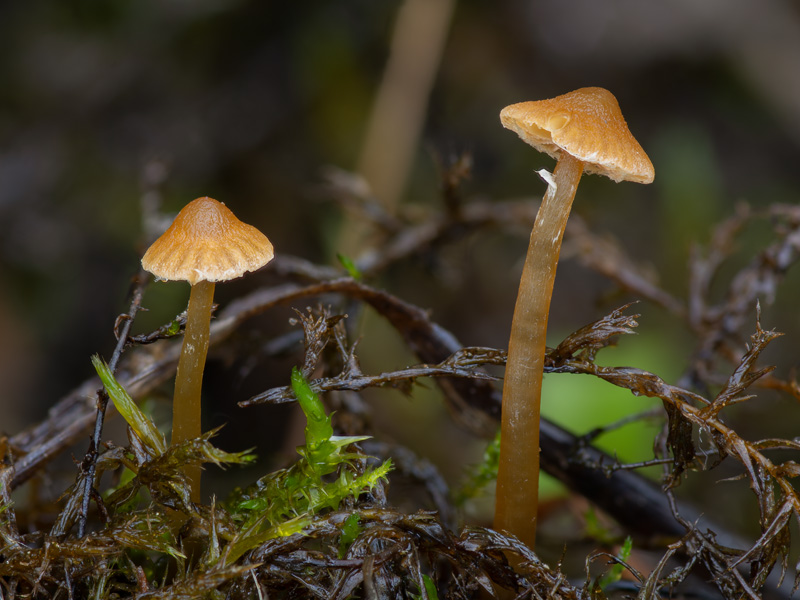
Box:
2;0;799;551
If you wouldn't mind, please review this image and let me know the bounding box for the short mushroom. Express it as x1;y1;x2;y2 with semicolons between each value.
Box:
495;87;654;548
142;197;274;502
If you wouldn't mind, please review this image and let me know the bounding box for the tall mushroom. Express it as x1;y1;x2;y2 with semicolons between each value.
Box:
495;87;654;548
142;197;274;503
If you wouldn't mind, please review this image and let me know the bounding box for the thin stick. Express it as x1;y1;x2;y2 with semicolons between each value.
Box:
76;271;148;537
340;0;455;257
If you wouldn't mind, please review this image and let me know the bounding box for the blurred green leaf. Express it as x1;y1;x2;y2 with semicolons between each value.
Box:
337;253;363;280
167;319;182;335
456;429;500;504
411;574;440;600
599;536;633;589
422;574;439;599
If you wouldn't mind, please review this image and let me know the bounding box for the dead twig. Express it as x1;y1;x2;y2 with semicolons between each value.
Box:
76;270;148;538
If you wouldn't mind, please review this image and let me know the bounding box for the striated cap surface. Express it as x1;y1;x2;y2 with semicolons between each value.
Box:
142;197;274;285
500;87;654;184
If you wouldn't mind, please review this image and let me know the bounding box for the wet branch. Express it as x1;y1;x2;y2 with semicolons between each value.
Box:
242;345;503;407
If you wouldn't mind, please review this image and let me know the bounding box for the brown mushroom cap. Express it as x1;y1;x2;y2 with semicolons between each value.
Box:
500;87;654;184
142;197;274;285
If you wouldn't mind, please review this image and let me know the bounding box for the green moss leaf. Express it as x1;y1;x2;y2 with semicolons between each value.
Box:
338;513;361;558
291;366;334;447
225;368;392;563
92;355;167;456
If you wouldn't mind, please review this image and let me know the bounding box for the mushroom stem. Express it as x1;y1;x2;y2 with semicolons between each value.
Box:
494;152;584;549
173;279;216;503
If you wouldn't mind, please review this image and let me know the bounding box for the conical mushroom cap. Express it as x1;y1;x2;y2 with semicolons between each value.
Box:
500;87;654;184
142;197;274;285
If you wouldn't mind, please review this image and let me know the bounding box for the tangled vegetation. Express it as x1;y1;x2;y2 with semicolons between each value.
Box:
3;161;800;599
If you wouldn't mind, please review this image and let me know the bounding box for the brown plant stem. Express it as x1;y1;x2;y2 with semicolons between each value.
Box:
494;153;583;549
340;0;455;257
173;279;215;503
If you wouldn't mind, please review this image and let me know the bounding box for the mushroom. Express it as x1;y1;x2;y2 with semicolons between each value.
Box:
142;197;274;502
495;87;654;548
